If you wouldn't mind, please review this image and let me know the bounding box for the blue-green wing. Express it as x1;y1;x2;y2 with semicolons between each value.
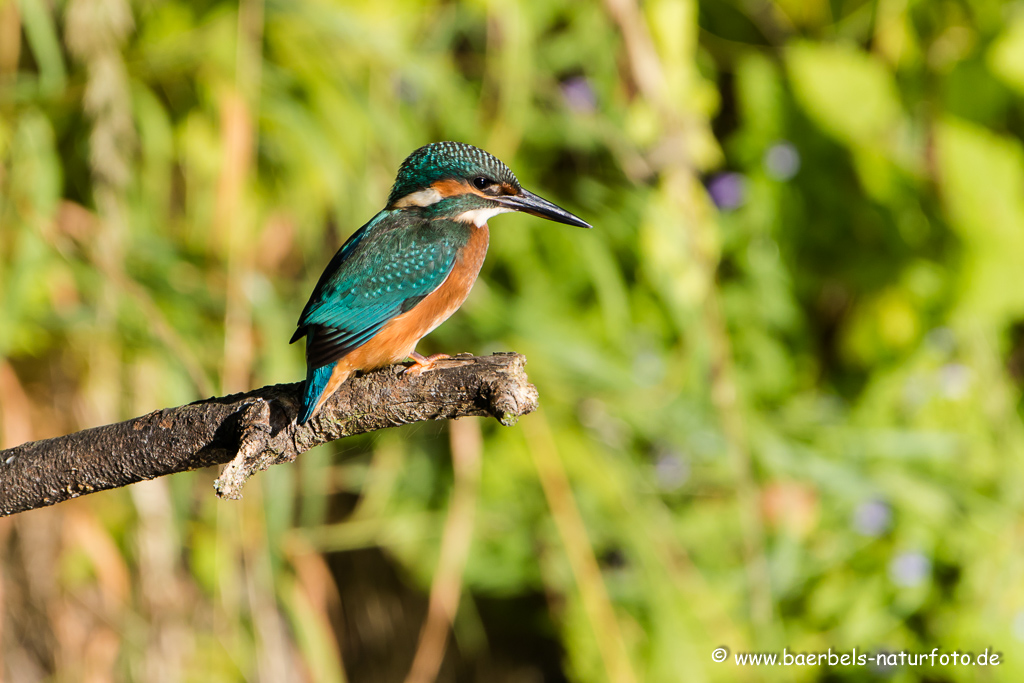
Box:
291;212;461;369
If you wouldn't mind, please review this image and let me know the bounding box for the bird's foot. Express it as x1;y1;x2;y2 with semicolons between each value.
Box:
404;351;451;376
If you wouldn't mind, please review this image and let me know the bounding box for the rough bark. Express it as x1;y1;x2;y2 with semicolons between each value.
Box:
0;353;538;517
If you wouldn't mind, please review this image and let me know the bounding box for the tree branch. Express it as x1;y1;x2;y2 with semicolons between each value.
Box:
0;353;538;518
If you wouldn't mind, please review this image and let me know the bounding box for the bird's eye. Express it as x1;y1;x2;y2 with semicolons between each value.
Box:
473;177;490;190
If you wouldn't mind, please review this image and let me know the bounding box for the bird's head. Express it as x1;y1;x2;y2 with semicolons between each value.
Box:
387;141;591;229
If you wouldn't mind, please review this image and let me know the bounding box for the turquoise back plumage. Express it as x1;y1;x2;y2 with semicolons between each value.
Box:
292;208;475;423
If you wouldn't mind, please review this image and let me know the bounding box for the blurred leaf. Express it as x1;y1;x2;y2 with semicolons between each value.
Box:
732;52;784;158
786;41;902;147
988;14;1024;94
18;0;66;95
935;117;1024;325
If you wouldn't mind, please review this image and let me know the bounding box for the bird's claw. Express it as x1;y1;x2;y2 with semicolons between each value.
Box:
404;352;452;376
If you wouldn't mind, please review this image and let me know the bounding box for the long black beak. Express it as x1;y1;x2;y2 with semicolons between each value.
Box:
496;188;592;229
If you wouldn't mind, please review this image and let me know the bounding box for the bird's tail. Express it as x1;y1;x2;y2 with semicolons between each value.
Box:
299;361;339;425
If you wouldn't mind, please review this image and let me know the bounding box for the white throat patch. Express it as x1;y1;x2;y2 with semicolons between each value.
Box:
455;206;513;227
393;188;443;208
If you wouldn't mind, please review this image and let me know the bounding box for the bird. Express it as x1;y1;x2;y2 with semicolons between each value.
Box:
290;141;591;424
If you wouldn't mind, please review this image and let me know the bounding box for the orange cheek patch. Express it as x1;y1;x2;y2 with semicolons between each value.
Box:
431;178;473;197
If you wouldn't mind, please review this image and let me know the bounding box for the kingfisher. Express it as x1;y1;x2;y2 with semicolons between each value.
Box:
291;141;591;424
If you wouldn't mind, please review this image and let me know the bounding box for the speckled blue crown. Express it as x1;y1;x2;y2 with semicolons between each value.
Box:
388;141;520;204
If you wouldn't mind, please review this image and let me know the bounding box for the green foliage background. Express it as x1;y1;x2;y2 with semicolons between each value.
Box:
3;0;1024;680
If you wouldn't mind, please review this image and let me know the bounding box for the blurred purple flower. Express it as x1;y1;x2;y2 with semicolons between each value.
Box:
853;499;891;537
653;449;689;491
764;141;800;180
561;76;597;113
707;172;747;211
889;551;931;587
